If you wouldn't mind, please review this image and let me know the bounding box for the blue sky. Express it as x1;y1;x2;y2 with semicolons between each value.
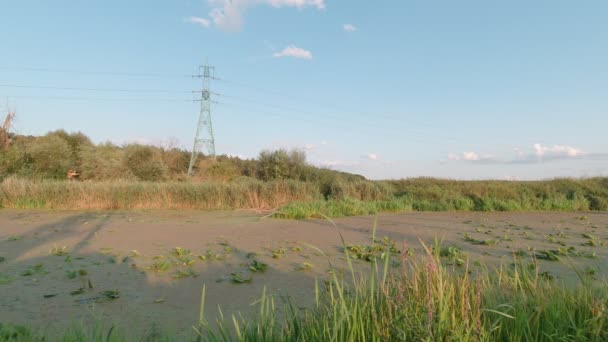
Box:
1;0;607;180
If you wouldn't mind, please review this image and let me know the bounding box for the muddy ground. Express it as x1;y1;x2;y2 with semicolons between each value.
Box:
1;210;607;337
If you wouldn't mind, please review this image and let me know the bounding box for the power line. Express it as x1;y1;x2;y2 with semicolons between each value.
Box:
0;79;451;136
216;79;564;150
218;103;498;149
0;94;196;102
0;80;510;147
218;100;563;150
0;65;560;149
0;66;192;78
0;85;544;148
216;101;512;149
0;83;193;94
2;77;433;130
220;93;409;129
215;77;437;129
0;66;536;138
217;95;523;149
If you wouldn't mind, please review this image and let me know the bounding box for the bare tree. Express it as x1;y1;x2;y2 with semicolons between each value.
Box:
0;110;15;150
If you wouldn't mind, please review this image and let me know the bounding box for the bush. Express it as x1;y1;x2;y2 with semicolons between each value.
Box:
123;145;166;181
161;148;190;178
206;159;240;182
257;149;307;181
45;130;93;172
28;135;74;179
587;194;608;211
0;140;31;179
79;143;129;180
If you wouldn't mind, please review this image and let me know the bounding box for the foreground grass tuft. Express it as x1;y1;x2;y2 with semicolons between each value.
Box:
196;241;608;341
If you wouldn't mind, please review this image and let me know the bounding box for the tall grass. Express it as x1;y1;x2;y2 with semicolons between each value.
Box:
196;240;608;341
391;177;608;211
0;177;321;210
275;177;608;218
1;176;607;214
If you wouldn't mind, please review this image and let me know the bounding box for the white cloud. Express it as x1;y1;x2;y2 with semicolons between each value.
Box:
447;151;494;163
462;152;480;161
267;0;325;9
203;0;325;31
448;144;594;165
364;153;378;161
209;3;243;31
343;24;356;32
533;143;585;159
273;45;313;59
186;16;211;27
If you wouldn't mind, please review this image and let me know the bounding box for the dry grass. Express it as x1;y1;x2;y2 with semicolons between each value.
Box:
0;177;321;210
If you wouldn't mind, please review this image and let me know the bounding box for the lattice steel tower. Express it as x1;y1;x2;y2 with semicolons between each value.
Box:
188;63;216;176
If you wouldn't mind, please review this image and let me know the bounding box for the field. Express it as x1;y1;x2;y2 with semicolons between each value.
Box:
1;210;607;340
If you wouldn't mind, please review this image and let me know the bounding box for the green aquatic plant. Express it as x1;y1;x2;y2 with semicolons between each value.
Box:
249;260;268;273
172;268;199;279
21;264;47;276
463;233;497;246
295;262;313;271
438;246;466;266
230;272;252;284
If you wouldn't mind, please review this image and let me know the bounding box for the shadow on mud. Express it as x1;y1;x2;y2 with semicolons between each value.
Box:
0;211;336;339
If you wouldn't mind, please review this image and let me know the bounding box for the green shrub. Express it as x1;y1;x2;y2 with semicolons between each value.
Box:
79;143;129;180
46;130;92;168
0;140;31;179
123;145;167;181
28;135;73;179
206;159;240;182
257;149;306;181
586;194;608;211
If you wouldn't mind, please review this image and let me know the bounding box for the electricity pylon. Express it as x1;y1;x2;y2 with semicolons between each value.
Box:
188;63;216;176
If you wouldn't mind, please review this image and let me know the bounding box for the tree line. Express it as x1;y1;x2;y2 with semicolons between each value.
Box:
0;130;365;185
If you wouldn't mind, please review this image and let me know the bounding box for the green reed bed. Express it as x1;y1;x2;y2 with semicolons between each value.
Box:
391;177;608;211
1;176;607;215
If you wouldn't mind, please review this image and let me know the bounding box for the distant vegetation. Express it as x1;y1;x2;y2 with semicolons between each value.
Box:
1;130;607;213
0;130;365;183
